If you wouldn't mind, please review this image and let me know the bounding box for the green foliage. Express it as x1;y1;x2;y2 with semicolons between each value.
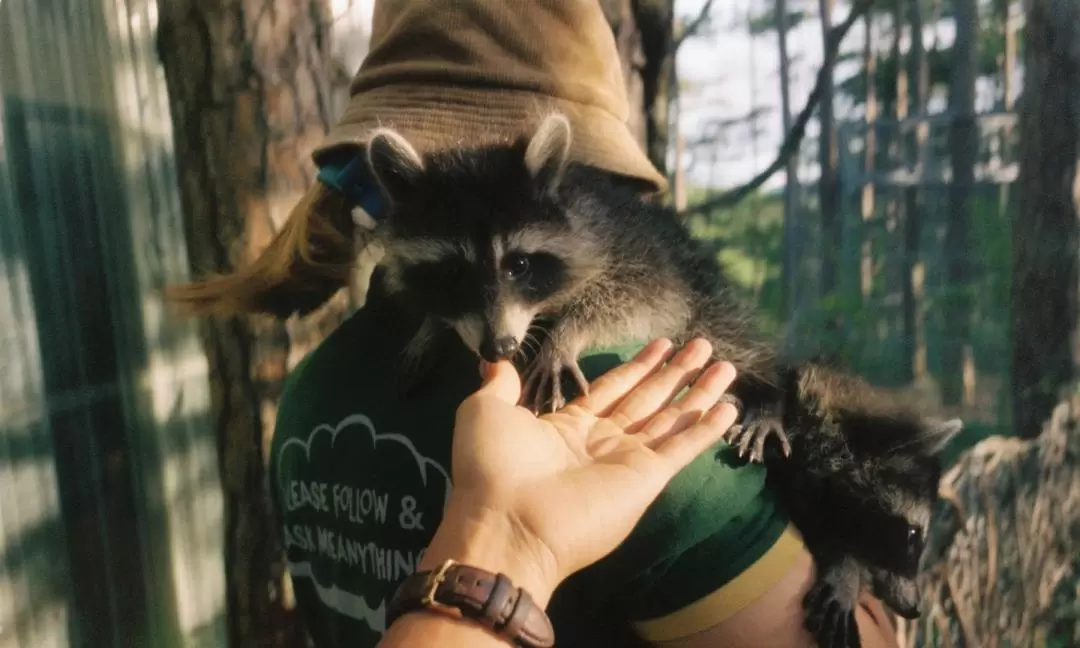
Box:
683;0;1021;459
684;186;786;336
684;177;1014;455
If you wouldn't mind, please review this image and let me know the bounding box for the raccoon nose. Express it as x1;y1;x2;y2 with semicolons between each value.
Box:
895;601;921;620
479;337;515;362
491;336;519;360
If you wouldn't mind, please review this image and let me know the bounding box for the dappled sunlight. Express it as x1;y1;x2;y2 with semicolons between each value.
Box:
0;237;72;647
100;0;228;642
1;0;227;645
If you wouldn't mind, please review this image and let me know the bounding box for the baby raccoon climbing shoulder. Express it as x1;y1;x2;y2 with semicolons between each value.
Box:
363;112;958;648
365;112;778;410
725;360;963;648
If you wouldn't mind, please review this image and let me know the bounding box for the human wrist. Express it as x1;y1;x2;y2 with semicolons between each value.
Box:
418;494;561;608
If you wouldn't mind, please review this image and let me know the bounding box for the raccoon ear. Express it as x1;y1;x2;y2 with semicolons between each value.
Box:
524;112;572;195
366;127;424;204
921;417;963;453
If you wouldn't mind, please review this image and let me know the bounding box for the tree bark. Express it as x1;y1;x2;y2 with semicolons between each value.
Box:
598;0;675;175
901;0;930;383
1012;0;1080;438
156;1;339;645
860;11;877;305
634;0;675;176
942;0;978;407
818;0;842;346
999;0;1017;111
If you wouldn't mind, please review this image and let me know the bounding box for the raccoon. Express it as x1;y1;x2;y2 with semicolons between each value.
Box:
362;113;959;648
365;113;781;417
725;361;962;647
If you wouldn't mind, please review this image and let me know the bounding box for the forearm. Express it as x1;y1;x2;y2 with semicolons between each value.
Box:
377;499;559;647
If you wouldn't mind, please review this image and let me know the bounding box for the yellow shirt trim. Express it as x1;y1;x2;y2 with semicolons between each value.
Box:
631;524;806;642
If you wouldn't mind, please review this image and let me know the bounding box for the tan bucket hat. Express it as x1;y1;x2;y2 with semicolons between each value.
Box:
314;0;668;193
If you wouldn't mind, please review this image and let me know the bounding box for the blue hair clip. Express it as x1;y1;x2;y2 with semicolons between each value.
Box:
316;151;389;223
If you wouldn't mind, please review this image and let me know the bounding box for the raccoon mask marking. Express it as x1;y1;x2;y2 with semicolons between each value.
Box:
364;114;607;367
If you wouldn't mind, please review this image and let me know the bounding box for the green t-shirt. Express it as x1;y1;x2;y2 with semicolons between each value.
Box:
269;280;791;647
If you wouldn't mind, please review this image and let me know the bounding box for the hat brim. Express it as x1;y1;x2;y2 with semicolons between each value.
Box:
313;82;668;194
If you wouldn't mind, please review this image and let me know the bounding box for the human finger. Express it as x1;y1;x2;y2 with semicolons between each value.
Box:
604;338;714;432
570;338;674;414
636;360;737;446
470;359;522;405
652;399;739;472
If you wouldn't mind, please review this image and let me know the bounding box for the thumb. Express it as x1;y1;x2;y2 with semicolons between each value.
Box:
475;360;523;405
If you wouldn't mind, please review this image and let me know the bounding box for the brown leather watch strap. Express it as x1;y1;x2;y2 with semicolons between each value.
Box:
386;559;555;647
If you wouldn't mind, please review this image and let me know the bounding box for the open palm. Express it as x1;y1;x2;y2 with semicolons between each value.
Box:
451;338;739;585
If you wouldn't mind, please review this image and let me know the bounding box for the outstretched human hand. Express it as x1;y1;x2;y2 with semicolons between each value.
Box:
441;337;739;602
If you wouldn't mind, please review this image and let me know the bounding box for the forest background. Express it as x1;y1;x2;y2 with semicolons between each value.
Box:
0;0;1076;647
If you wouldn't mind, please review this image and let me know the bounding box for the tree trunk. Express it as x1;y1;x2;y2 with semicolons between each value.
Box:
860;11;877;305
634;0;675;176
599;0;675;171
776;0;800;320
999;0;1017;110
902;0;930;383
943;0;978;407
672;64;687;210
156;2;339;645
1012;0;1080;438
818;0;841;345
997;0;1017;244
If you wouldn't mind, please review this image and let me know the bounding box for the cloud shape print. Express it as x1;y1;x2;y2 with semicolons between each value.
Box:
278;412;451;495
278;412;452;633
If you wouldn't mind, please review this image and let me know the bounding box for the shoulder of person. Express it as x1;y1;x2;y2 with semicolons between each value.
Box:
573;344;795;641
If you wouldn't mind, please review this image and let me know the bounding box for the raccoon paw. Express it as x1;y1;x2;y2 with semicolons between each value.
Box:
803;581;861;648
521;347;589;414
724;417;791;463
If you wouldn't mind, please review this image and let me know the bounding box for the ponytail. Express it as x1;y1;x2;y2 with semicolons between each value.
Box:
164;180;361;319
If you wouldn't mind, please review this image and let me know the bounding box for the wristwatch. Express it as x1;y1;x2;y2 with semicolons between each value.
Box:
386;559;556;647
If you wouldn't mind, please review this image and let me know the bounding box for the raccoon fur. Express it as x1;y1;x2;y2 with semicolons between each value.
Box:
362;113;961;648
365;113;780;415
725;361;962;647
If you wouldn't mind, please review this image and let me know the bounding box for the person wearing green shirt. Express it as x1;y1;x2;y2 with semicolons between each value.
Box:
167;1;902;646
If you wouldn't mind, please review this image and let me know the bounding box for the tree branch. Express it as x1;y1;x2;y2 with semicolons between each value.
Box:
674;0;716;49
682;0;873;215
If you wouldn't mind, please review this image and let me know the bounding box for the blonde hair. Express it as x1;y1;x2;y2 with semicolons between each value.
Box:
164;181;360;318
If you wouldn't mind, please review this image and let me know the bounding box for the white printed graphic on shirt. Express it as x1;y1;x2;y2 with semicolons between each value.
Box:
277;413;452;634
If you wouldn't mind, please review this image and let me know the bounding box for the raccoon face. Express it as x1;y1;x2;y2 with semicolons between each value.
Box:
364;113;606;362
857;417;963;618
392;234;578;361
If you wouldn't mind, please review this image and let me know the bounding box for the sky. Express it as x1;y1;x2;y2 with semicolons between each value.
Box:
673;0;998;193
675;0;830;192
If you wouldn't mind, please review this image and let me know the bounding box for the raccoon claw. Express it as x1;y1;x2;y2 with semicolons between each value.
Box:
723;417;790;463
718;393;743;414
522;361;563;413
522;348;589;414
804;582;860;648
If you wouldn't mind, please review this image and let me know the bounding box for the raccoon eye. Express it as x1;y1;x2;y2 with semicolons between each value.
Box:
906;526;922;554
504;254;530;280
